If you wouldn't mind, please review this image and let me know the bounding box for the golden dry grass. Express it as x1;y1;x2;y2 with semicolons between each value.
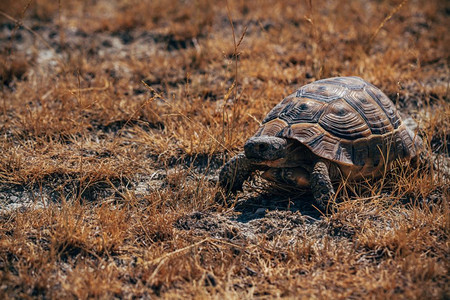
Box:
0;0;449;298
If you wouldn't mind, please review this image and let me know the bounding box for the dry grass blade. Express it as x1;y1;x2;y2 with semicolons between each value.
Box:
0;10;64;67
366;0;409;53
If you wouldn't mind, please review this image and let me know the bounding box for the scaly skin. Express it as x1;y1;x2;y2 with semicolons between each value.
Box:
219;153;255;194
310;160;335;210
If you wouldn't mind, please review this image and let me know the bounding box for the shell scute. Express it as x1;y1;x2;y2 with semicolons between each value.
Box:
278;98;325;124
334;141;354;165
315;76;366;90
305;134;341;162
289;123;326;144
364;84;401;129
367;135;384;167
257;119;288;137
352;138;369;166
262;102;286;124
318;99;372;140
398;126;418;158
296;82;347;103
344;90;394;135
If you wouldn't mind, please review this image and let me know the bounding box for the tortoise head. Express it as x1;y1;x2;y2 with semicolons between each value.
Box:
244;136;288;161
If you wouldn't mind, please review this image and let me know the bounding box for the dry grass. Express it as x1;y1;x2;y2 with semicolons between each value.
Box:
0;0;449;298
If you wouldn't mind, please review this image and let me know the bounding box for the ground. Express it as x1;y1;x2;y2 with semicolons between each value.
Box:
0;0;448;299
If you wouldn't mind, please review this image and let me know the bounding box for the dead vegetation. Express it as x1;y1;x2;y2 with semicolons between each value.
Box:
0;0;448;298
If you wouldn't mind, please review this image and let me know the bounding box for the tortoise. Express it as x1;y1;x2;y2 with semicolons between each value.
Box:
219;76;423;209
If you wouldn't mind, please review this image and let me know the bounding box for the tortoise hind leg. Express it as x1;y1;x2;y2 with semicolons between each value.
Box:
310;160;335;210
219;153;254;195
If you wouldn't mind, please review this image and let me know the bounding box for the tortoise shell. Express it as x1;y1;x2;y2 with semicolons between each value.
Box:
254;76;421;176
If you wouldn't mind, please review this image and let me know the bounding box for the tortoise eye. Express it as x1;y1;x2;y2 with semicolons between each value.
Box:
258;144;267;151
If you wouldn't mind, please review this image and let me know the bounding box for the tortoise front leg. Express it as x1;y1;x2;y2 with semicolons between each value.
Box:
219;152;255;194
310;160;335;210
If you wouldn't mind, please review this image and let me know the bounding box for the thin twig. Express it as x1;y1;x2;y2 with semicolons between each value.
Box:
0;10;65;68
366;0;409;52
145;238;210;266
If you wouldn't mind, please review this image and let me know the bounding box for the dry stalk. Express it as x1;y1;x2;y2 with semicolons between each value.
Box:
366;0;409;53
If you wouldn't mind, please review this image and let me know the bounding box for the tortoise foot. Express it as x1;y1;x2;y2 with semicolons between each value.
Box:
219;153;253;195
311;160;335;210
